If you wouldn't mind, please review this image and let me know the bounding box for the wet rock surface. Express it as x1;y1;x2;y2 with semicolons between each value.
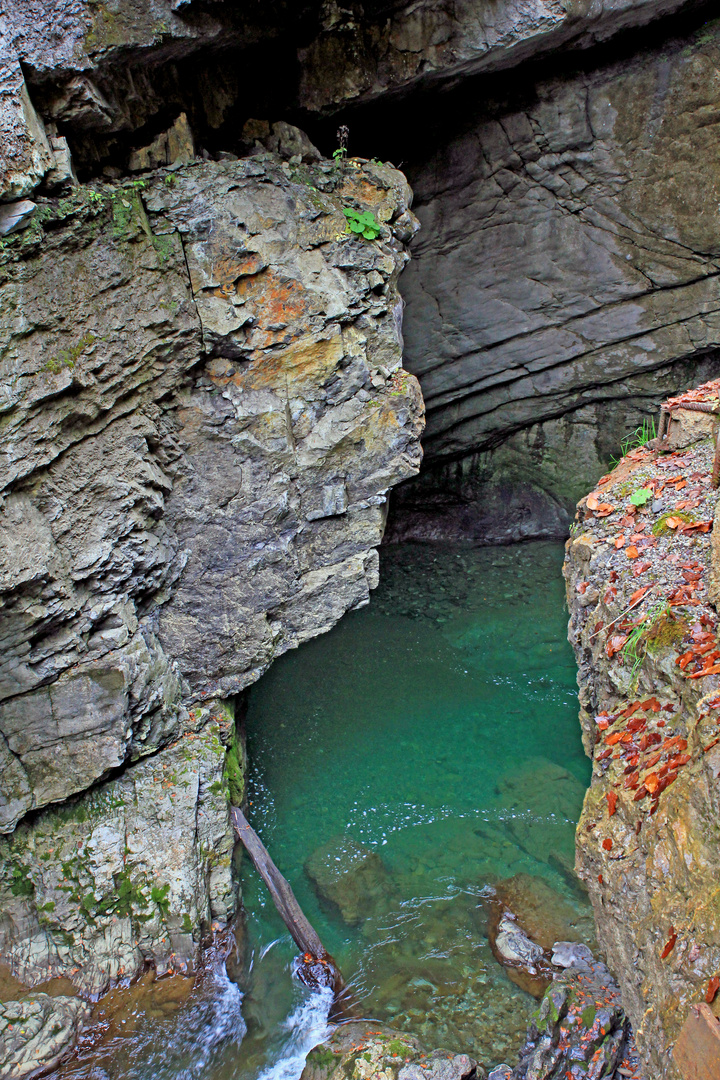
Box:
510;953;641;1080
565;381;720;1078
0;992;91;1080
301;1021;481;1080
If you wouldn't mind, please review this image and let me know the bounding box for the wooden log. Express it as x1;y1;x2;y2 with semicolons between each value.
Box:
230;805;352;1012
231;805;324;955
674;1003;720;1080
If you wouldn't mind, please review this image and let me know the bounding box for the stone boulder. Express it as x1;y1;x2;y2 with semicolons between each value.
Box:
0;993;90;1079
487;873;595;998
305;835;391;925
301;1022;480;1080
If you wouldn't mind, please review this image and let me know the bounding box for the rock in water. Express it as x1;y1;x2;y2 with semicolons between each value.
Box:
492;874;594;952
305;836;391;925
301;1022;480;1080
0;994;90;1079
487;874;595;998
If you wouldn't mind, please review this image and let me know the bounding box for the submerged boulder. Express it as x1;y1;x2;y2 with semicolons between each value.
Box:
305;836;392;926
487;874;594;998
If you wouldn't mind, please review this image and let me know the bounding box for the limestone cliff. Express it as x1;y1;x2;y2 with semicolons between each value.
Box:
0;153;424;997
565;384;720;1078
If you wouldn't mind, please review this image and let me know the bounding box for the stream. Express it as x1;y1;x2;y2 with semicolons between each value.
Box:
49;540;592;1080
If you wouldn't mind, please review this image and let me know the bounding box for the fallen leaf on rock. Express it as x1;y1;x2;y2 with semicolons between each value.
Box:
687;662;720;679
629;585;653;606
607;792;618;816
668;753;691;769
644;773;660;794
602;838;613;851
665;516;685;529
606;731;627;745
587;495;600;510
614;536;625;550
633;785;649;801
633;561;652;576
625;546;639;559
596;504;615;517
606;634;628;658
660;928;677;959
706;976;719;1004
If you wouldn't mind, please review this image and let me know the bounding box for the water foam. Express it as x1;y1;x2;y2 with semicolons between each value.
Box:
255;987;334;1080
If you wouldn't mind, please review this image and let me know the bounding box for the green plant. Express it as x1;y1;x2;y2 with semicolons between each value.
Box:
622;601;672;676
343;207;382;240
332;147;347;160
151;882;170;918
629;487;653;507
610;417;657;466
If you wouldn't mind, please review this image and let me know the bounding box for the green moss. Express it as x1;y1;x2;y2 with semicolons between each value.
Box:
225;741;245;805
151;233;176;264
386;1040;412;1057
652;510;697;536
43;331;96;374
9;862;35;898
306;1047;337;1071
181;911;194;935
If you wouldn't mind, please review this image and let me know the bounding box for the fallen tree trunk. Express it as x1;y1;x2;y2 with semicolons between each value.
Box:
230;805;350;1008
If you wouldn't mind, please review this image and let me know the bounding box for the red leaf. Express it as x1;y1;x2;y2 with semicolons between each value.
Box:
625;546;639;559
644;772;660;794
660;929;677;960
606;792;618;816
602;838;613;851
706;976;719;1004
607;634;628;659
629;585;653;606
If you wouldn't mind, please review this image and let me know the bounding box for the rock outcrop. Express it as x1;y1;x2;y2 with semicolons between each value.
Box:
395;13;720;538
0;150;423;1008
565;382;720;1078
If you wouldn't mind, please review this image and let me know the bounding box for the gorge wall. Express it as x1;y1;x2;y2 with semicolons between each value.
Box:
0;151;423;1006
564;394;720;1079
3;1;720;1077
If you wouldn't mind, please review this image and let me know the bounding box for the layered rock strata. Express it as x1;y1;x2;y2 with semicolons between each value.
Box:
396;14;720;536
0;153;423;1005
565;382;720;1078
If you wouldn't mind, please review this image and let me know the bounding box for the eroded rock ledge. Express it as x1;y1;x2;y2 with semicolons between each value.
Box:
565;380;720;1078
0;152;424;1010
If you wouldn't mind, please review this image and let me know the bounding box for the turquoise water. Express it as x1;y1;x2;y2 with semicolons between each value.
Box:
237;541;593;1072
50;540;592;1080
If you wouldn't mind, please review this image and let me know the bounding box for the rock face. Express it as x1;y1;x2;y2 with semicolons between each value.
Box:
564;384;720;1078
0;993;91;1080
0;152;423;997
396;14;720;537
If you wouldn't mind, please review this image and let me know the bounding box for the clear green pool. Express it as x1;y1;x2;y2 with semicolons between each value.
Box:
237;540;592;1075
50;540;592;1080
